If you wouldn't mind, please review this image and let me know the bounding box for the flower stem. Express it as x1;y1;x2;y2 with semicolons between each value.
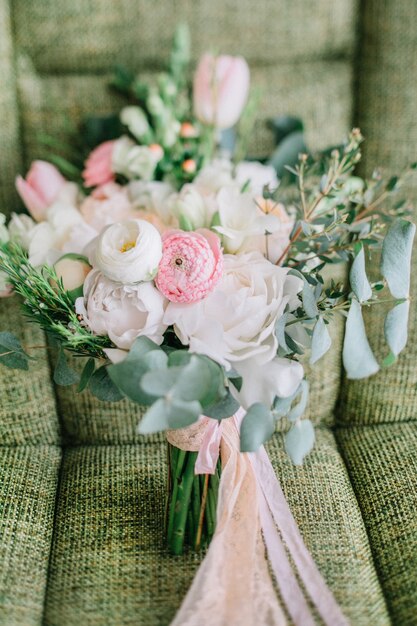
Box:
195;473;209;550
170;451;197;555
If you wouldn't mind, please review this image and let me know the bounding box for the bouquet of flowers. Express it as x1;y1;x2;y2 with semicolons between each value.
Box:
0;25;415;625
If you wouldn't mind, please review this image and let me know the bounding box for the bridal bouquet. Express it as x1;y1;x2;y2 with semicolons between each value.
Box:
0;25;415;625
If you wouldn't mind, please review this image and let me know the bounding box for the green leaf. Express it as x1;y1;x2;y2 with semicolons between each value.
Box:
267;130;307;178
168;350;191;367
54;348;80;386
381;219;416;298
204;390;240;420
287;380;309;421
179;213;194;231
284;419;315;465
107;337;166;405
240;403;275;452
310;317;332;364
384;300;410;356
350;246;372;303
138;397;201;434
0;331;30;370
77;357;96;392
89;365;124;402
302;281;319;318
342;299;380;379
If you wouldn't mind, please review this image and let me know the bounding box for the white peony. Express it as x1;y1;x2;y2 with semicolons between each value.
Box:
89;219;162;284
76;269;167;349
163;251;303;407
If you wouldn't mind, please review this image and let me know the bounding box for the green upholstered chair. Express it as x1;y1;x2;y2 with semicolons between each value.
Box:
0;2;416;624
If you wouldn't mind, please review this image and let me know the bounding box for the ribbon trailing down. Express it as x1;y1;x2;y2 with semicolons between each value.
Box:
167;411;349;626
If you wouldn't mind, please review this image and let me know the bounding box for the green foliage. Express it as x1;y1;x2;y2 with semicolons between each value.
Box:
343;299;379;379
350;246;372;303
77;357;96;392
240;403;275;452
89;365;124;402
381;219;415;299
310;318;332;364
53;348;80;386
284;419;315;465
384;301;409;357
0;331;32;370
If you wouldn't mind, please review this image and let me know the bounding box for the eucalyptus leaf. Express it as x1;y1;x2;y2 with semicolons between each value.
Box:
384;300;410;356
77;358;96;393
302;281;319;318
350;247;372;303
342;299;380;379
381;219;416;298
138;397;201;434
310;317;332;364
89;365;124;402
204;390;240;420
54;348;80;386
284;419;315;465
240;403;275;452
287;380;309;421
267;131;307;178
0;332;30;370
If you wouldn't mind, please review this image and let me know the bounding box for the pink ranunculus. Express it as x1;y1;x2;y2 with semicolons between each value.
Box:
15;160;66;222
193;54;250;129
156;229;223;303
82;140;116;188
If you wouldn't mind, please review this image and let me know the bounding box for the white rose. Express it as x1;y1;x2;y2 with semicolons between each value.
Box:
76;269;167;349
89;219;162;283
214;187;281;254
163;251;303;407
169;184;213;229
235;161;279;195
120;106;151;141
8;213;36;249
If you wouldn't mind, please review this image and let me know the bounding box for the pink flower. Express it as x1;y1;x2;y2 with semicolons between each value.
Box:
156;229;223;303
15;160;66;222
193;54;250;129
82;140;116;188
80;183;135;231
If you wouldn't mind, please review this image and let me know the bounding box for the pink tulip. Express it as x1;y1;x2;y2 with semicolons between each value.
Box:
15;160;66;222
193;54;250;129
82;140;116;188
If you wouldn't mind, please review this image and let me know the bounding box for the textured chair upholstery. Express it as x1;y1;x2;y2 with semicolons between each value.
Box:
0;1;416;625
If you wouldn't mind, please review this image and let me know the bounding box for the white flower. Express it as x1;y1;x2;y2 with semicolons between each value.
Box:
112;136;136;175
128;180;176;226
27;183;85;266
113;139;163;181
76;269;167;349
8;213;36;249
89;219;162;283
168;184;213;229
194;158;234;195
214;187;280;254
0;214;9;243
240;198;294;264
120;106;150;141
163;251;303;407
235;161;278;195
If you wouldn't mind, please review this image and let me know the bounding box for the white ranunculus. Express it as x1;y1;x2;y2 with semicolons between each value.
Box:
235;161;279;195
76;269;167;349
120;106;151;141
89;219;162;283
214;187;281;254
163;251;303;407
7;213;36;249
169;184;213;229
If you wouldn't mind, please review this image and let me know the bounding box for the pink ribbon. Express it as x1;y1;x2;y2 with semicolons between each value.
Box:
170;411;348;626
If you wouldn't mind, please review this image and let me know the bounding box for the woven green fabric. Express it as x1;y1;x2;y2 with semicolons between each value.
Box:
0;445;61;626
0;299;60;446
43;431;389;626
336;423;417;626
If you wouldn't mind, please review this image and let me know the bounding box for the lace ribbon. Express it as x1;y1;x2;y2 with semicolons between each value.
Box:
168;411;348;626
